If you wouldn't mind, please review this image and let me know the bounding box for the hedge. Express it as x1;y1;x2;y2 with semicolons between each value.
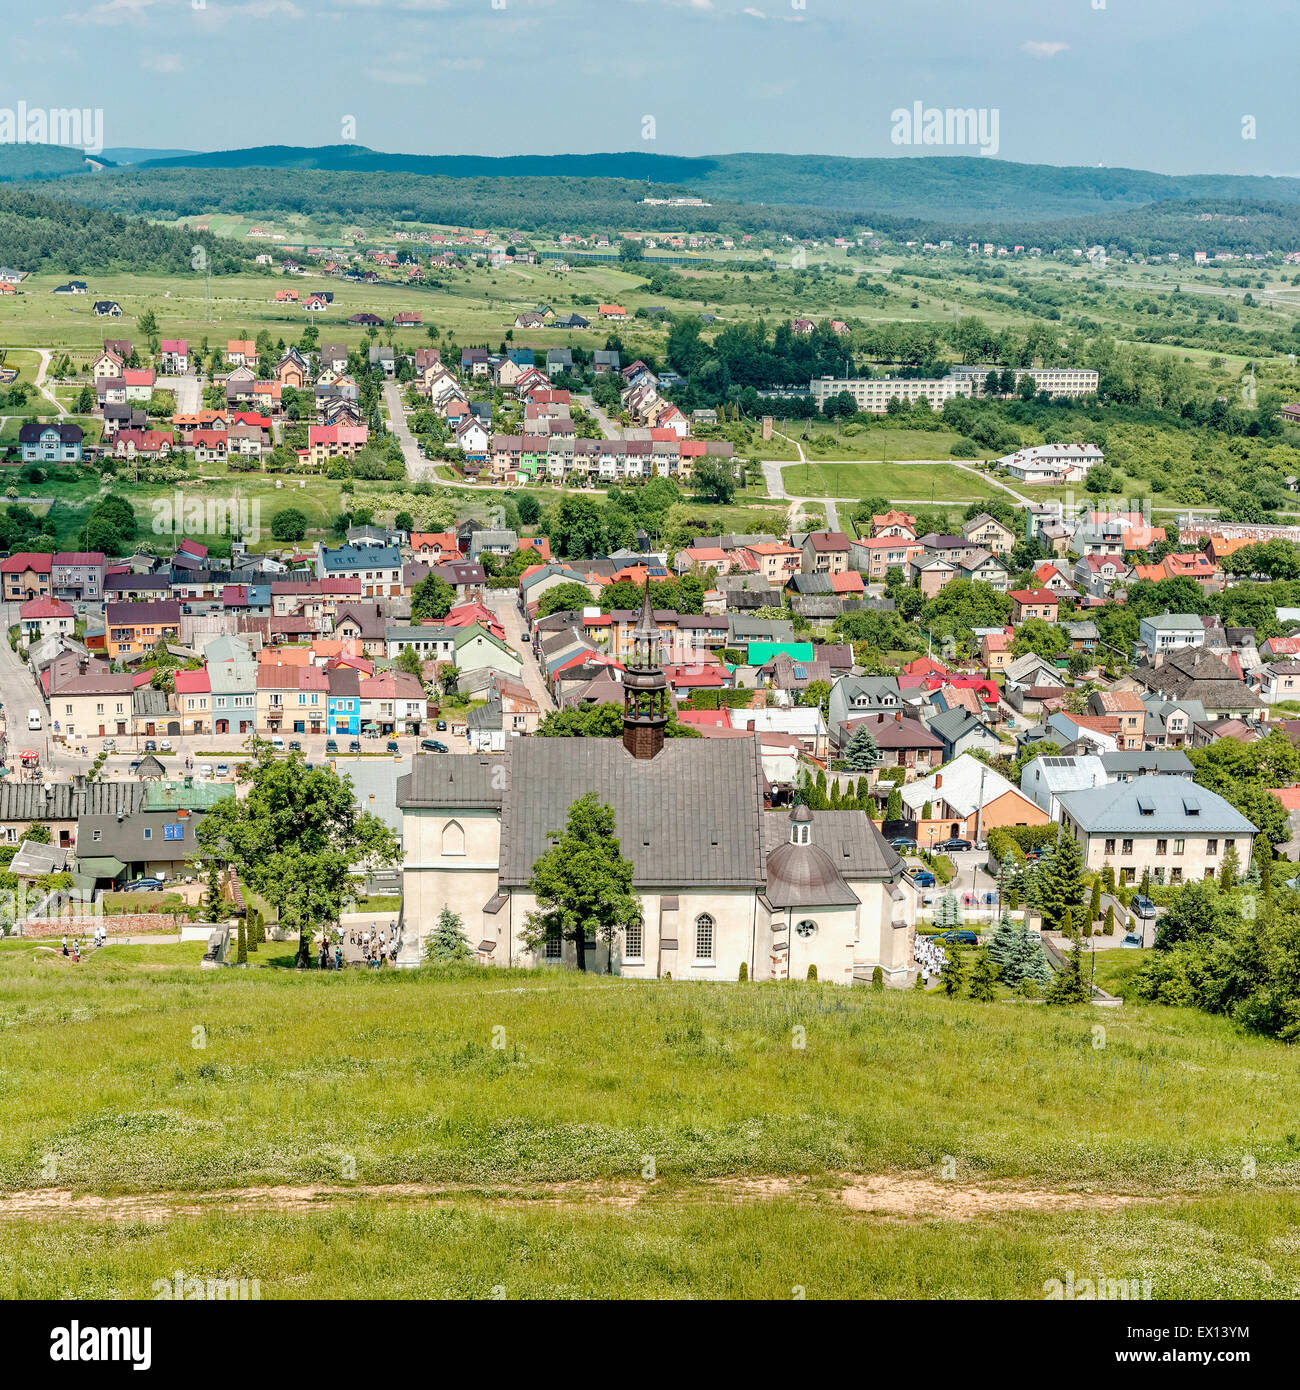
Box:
684;689;756;711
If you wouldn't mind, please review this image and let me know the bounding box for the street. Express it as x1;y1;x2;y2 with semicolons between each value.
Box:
484;589;555;712
383;380;437;482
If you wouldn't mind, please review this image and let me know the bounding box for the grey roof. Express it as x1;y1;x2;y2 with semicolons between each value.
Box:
928;706;995;743
1099;749;1195;777
761;809;900;886
346;757;411;837
398;755;506;811
0;780;140;823
10;840;73;877
1057;776;1256;835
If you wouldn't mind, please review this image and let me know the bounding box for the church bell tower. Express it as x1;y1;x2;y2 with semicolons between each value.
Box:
623;581;669;760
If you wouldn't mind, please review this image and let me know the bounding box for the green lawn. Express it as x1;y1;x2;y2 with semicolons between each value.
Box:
775;425;973;463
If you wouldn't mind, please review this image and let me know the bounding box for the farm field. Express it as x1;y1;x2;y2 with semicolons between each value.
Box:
1;944;1299;1298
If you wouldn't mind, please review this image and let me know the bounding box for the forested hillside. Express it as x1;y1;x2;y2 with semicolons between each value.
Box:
0;187;248;274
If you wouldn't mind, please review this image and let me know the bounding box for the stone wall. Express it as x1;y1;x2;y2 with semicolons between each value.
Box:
19;914;186;938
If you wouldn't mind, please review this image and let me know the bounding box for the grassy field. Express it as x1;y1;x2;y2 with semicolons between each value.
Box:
774;424;974;463
1;942;1299;1297
781;460;1007;502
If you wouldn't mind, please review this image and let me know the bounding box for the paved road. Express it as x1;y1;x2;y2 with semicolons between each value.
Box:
0;602;50;764
575;392;622;439
484;589;555;713
383;381;436;482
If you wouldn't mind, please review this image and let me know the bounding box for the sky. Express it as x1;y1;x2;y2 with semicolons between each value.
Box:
10;0;1298;175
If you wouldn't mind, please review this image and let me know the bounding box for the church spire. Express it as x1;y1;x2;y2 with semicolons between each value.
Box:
623;581;668;760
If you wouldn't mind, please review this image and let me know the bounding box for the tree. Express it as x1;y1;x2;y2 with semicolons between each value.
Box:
536;581;596;620
410;572;456;621
21;821;51;844
617;238;645;263
843;724;880;772
1037;832;1086;931
394;509;415;533
1012;618;1068;663
521;793;641;973
941;943;966;996
1046;935;1092;1004
1219;844;1241;890
395;644;425;679
885;786;903;822
196;744;400;969
270;508;307;543
235;917;247;965
967;947;999;1001
1154;878;1225;951
692;456;737;505
201;860;222;921
801;679;831;718
423;906;472;963
1088;877;1102;925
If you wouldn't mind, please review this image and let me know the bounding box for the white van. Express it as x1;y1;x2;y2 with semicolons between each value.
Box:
27;709;41;731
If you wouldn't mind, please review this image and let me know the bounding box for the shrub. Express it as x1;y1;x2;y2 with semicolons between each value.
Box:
806;964;817;982
738;960;748;981
871;965;884;991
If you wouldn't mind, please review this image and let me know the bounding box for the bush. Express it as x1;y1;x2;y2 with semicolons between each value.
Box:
270;508;308;543
738;960;748;981
950;437;979;458
806;963;817;982
871;965;884;990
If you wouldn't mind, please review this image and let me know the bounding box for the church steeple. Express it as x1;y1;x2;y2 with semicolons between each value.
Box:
623;581;669;760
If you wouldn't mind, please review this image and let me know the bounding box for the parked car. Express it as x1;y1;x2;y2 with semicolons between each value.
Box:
913;870;936;888
198;764;213;779
386;740;399;753
325;739;338;754
420;739;449;753
128;759;142;773
144;740;157;752
125;877;164;893
159;740;172;751
1130;894;1157;920
288;740;302;751
271;737;285;750
934;929;979;946
216;764;229;777
1123;932;1145;948
889;837;917;851
435;720;447;732
934;837;973;853
102;738;115;752
348;740;361;754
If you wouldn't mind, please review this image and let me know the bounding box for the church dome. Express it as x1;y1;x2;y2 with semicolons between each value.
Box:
764;840;860;910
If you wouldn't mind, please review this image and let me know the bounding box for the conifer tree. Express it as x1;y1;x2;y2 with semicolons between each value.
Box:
1038;832;1086;931
941;943;965;996
1046;935;1092;1004
986;912;1019;970
1089;877;1102;925
967;947;999;1001
424;906;472;963
236;918;247;965
1009;924;1053;986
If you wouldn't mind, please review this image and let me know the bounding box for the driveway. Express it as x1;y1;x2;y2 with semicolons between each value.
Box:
0;603;49;763
484;590;555;713
159;373;202;415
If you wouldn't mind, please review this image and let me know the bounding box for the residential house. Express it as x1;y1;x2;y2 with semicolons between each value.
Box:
19;422;82;463
1020;753;1107;821
1009;588;1060;624
105;601;181;658
900;754;1049;846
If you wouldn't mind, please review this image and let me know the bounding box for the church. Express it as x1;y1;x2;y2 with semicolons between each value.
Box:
396;587;917;983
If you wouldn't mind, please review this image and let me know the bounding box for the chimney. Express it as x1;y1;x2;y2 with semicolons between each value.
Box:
895;710;902;723
935;773;943;790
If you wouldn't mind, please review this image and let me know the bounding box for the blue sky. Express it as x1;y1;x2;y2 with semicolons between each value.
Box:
18;0;1298;174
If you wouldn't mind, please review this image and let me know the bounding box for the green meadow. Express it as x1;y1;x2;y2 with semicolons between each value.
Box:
1;942;1298;1297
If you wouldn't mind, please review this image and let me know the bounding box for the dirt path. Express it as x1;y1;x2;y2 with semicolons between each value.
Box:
0;1174;1166;1223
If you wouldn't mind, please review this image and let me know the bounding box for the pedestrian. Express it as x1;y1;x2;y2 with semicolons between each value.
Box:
335;945;343;971
61;934;68;957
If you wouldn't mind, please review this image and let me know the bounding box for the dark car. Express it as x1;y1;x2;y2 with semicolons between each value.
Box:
934;837;973;853
125;877;164;893
348;740;361;754
935;929;979;946
889;836;918;851
143;739;157;752
420;738;449;753
913;870;936;887
288;740;302;751
325;739;339;755
386;740;399;753
435;720;447;732
1130;894;1157;920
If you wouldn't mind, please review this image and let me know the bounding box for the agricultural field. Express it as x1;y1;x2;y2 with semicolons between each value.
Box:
1;943;1298;1298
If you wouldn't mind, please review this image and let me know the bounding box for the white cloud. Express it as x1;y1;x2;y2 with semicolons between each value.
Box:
141;52;183;73
1021;40;1069;58
365;68;427;86
76;0;160;24
743;6;766;16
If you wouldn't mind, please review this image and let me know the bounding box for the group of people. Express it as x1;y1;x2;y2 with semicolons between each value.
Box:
59;926;108;960
913;933;948;985
346;924;398;968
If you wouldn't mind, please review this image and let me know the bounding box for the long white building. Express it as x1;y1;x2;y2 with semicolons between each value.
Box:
810;376;973;411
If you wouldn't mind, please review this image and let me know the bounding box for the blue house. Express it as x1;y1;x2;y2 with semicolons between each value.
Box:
20;422;83;463
327;667;361;736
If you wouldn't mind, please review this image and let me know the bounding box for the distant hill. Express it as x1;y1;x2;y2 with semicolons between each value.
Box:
128;145;1300;221
0;143;113;182
102;147;200;165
